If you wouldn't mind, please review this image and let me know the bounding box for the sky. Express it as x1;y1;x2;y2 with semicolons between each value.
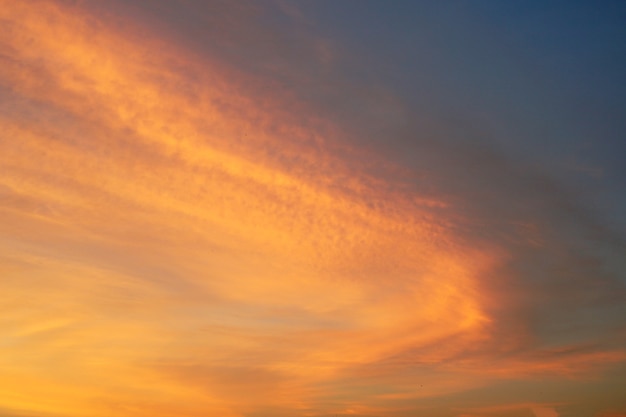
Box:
1;1;625;417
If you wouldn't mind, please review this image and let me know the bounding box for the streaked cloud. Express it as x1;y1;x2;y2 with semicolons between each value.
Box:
1;1;625;417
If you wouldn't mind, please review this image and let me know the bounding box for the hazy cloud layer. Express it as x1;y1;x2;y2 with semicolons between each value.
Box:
1;1;625;417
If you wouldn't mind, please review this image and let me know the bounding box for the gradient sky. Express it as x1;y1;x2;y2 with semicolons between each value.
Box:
1;1;626;417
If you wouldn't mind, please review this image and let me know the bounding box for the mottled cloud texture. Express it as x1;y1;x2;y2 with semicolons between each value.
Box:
1;1;625;417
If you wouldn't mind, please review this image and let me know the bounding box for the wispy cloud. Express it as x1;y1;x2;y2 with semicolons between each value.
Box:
1;1;625;417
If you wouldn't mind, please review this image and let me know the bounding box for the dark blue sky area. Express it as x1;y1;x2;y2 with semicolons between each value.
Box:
296;0;626;234
302;1;626;153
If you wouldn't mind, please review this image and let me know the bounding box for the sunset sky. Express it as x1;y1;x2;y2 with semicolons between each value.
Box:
1;1;626;417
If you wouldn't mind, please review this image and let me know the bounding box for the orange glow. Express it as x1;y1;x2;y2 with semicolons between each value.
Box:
1;2;624;417
0;2;494;415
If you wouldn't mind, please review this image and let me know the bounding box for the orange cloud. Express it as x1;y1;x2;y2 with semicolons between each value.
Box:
0;1;498;415
1;1;625;417
455;403;563;417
